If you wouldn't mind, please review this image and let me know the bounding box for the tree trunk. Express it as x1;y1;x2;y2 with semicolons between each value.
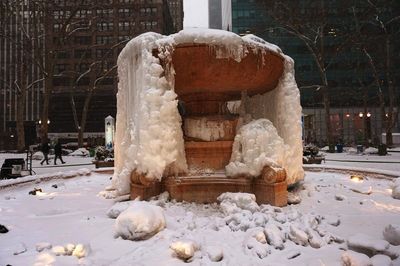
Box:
362;87;368;147
385;36;396;147
16;64;27;151
77;90;94;147
40;3;54;144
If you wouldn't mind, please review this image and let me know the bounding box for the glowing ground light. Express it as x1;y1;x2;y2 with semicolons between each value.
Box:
350;175;364;182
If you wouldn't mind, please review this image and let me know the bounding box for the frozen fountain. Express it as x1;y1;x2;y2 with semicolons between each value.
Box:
113;29;304;206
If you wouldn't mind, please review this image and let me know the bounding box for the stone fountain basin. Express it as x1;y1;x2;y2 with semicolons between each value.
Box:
171;43;285;102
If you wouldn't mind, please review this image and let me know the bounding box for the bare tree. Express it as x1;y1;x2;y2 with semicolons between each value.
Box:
351;0;400;147
256;0;353;149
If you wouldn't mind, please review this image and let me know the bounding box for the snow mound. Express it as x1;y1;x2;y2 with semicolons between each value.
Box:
170;240;199;261
205;245;223;262
72;243;91;258
364;147;378;154
264;223;285;250
217;192;259;214
341;250;371;266
114;201;165;240
32;151;44;160
347;147;358;154
371;254;392;266
107;201;132;219
70;148;89;157
347;233;390;256
383;224;400;245
392;179;400;200
226;119;286;177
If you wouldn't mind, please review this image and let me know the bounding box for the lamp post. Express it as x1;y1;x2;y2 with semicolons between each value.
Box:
105;115;115;149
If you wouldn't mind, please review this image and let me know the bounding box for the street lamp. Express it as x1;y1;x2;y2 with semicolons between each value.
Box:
105;115;115;149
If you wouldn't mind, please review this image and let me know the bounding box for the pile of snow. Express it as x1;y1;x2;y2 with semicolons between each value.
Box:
69;148;89;157
383;224;400;245
107;201;132;219
392;178;400;200
347;147;358;154
365;147;378;154
216;192;343;250
114;201;165;240
170;240;199;261
226;119;286;177
113;28;304;195
36;242;90;259
217;192;260;214
32;151;44;160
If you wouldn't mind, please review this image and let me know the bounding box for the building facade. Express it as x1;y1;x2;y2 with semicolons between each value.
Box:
211;0;400;145
0;0;183;150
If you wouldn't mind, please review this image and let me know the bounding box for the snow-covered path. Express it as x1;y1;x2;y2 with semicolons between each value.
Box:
1;169;399;265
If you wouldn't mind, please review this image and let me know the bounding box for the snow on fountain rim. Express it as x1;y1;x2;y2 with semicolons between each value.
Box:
118;28;283;65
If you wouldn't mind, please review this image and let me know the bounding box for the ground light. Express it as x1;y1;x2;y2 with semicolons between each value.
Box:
350;174;364;182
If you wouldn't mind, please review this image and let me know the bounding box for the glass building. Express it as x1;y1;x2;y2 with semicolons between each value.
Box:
228;0;400;145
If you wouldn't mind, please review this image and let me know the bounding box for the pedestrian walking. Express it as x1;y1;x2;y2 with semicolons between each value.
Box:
54;141;65;165
40;142;50;165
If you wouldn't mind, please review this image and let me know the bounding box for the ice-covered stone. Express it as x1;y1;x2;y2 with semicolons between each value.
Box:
392;179;400;200
205;246;223;262
170;240;199;260
72;243;91;258
288;225;308;246
217;192;259;214
264;223;285;250
341;250;372;266
114;201;165;240
287;192;302;204
64;244;75;256
51;245;66;256
107;201;132;219
383;224;400;246
306;228;326;249
347;233;390;256
370;254;392;266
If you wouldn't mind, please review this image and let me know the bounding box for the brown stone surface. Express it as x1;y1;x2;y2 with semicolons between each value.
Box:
261;166;286;184
162;176;287;207
130;182;161;200
253;179;287;207
171;44;284;102
184;141;233;170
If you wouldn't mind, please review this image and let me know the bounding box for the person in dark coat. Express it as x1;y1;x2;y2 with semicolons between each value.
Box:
54;141;65;165
40;142;50;165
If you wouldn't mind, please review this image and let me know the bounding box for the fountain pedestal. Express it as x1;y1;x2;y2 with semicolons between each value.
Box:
130;42;288;206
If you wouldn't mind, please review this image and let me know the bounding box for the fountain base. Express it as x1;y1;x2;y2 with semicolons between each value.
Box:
130;173;287;207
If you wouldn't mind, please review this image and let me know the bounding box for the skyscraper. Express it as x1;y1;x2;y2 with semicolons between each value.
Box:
0;0;184;150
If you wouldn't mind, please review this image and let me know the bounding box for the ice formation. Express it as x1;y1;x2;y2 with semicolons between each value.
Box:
241;56;304;183
113;28;304;194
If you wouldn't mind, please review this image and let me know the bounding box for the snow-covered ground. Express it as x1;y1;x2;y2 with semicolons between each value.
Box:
0;152;399;265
